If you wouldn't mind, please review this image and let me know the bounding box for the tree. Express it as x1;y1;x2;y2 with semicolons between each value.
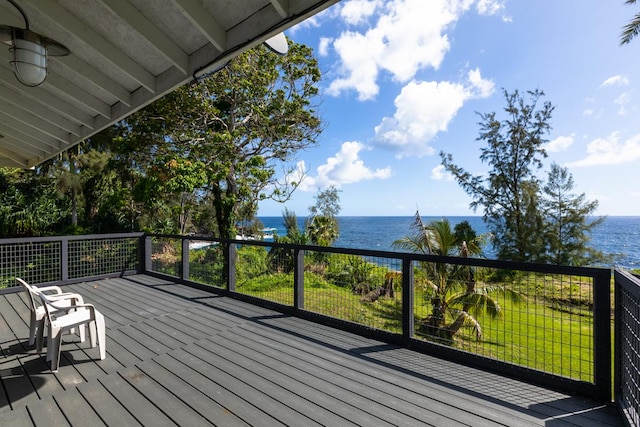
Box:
441;89;553;262
542;163;608;265
306;185;341;246
621;0;640;44
393;212;513;343
113;40;322;238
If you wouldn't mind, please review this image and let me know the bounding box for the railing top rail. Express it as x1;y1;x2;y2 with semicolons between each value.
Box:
615;269;640;291
0;233;144;245
148;233;612;277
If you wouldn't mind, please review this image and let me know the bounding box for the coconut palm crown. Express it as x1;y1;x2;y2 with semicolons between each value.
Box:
393;210;520;343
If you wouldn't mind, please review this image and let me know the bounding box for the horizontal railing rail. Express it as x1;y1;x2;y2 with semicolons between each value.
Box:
615;270;640;426
144;233;613;401
0;233;143;292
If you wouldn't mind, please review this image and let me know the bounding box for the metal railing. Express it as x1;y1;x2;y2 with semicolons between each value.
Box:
0;232;623;403
615;270;640;426
0;233;142;290
145;234;613;401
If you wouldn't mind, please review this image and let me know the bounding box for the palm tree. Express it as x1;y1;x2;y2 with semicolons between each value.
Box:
393;211;519;343
621;0;640;44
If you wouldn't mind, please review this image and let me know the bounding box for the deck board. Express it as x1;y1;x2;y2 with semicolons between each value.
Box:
0;275;623;426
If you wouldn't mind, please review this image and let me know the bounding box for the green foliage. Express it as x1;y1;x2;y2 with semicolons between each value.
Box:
441;89;553;262
306;186;341;247
325;255;386;294
394;211;511;342
440;89;606;266
0;168;69;237
237;245;269;281
268;209;309;273
542;163;610;266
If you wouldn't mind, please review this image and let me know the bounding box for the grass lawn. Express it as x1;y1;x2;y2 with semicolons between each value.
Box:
235;270;596;382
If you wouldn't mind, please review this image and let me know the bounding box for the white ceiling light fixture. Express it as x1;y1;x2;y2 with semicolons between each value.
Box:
0;0;69;87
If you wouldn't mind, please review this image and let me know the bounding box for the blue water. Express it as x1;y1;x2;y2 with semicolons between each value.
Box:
258;216;640;270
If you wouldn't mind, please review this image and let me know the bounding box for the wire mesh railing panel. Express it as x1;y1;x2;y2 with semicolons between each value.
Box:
150;237;181;278
189;241;225;288
617;273;640;426
304;251;403;333
413;263;595;382
235;244;294;305
0;241;61;289
68;237;139;279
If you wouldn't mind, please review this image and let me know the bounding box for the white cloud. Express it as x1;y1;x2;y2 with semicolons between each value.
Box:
326;0;473;100
373;68;494;158
567;132;640;167
583;108;594;116
476;0;510;21
431;164;454;181
601;75;630;87
318;37;332;56
615;92;631;115
298;142;392;191
544;135;574;153
340;0;382;25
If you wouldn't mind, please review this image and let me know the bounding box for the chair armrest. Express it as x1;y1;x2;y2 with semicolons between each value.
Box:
37;285;65;295
47;292;85;304
47;300;95;313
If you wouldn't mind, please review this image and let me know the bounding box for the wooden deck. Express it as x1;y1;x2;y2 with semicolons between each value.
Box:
0;275;621;426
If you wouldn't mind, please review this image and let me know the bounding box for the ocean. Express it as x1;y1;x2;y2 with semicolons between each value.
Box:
257;216;640;270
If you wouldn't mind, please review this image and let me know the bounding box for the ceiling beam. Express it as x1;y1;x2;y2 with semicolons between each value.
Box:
102;0;190;74
0;88;83;136
172;0;226;51
44;74;112;119
0;67;96;129
52;55;133;107
0;105;70;146
270;0;289;18
29;0;157;93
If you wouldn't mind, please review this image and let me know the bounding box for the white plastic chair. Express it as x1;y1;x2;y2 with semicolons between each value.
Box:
39;292;106;372
17;277;85;350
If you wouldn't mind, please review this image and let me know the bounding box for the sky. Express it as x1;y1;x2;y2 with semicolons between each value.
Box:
257;0;640;217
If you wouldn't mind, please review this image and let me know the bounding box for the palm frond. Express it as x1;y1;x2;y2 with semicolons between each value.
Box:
621;13;640;44
448;292;503;319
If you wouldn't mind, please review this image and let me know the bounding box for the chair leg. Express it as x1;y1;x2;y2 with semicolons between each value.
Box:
35;319;45;354
89;320;97;348
49;326;63;373
29;311;37;346
95;313;106;360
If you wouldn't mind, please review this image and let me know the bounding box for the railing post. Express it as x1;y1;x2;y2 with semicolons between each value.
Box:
144;235;152;273
614;271;622;406
182;238;190;281
402;257;414;343
227;243;237;292
61;237;69;283
137;235;145;274
593;269;612;402
294;249;304;310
